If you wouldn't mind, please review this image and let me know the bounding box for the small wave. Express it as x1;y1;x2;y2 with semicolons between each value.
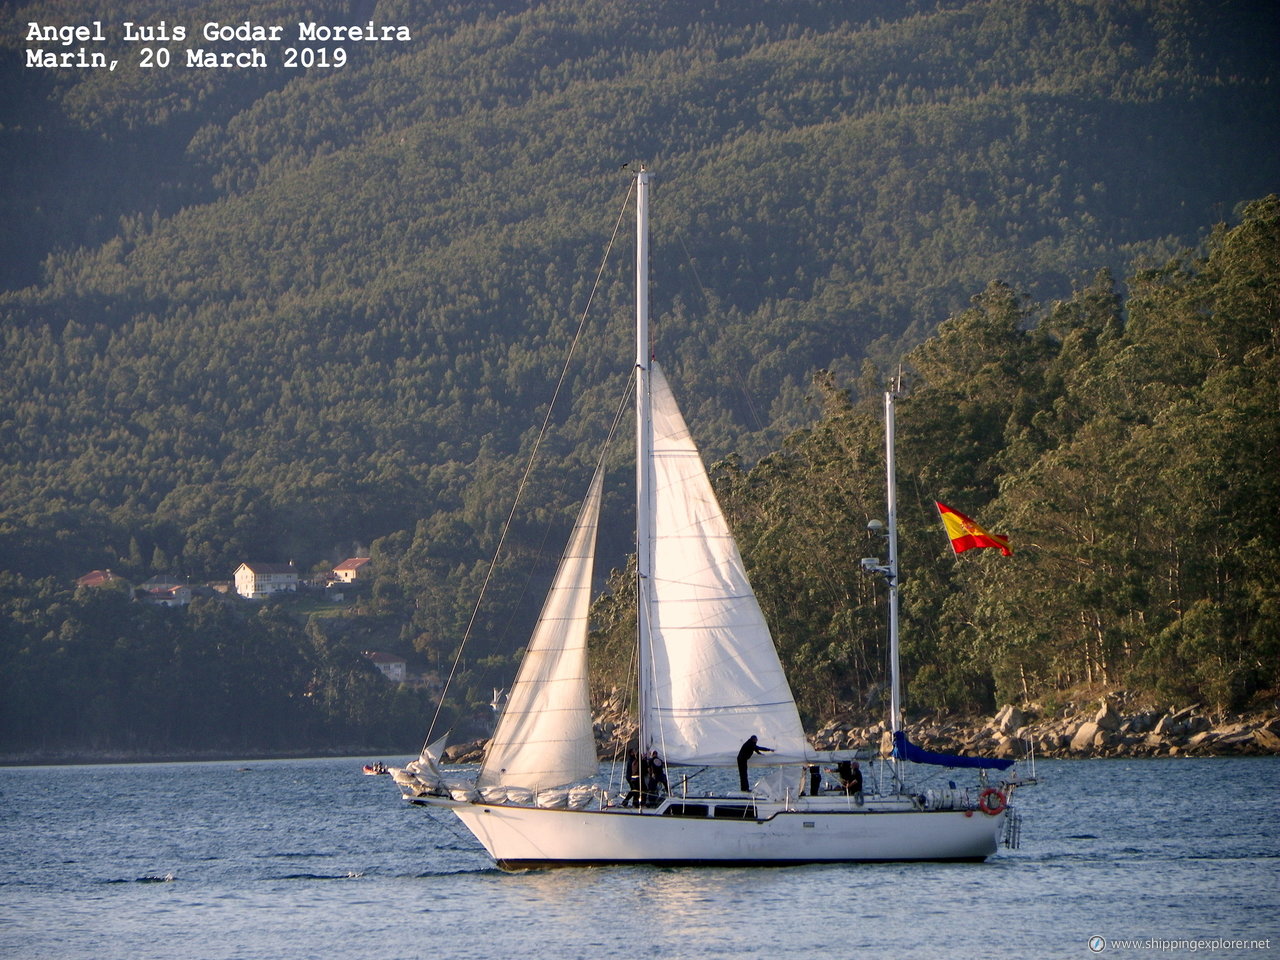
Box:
102;873;176;884
411;866;504;878
273;872;365;881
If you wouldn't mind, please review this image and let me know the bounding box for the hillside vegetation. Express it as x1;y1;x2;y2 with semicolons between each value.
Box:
1;0;1276;756
713;198;1279;722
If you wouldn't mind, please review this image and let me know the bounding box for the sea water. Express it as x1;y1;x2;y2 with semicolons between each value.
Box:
1;756;1276;959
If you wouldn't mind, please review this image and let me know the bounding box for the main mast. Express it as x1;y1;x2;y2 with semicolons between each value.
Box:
635;168;654;759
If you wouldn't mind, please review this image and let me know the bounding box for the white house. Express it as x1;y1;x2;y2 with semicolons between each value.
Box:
364;651;407;683
233;562;299;599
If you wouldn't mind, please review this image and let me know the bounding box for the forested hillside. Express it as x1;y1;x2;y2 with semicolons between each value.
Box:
1;0;1277;756
711;197;1280;722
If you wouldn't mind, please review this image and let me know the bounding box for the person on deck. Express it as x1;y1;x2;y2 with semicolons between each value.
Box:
848;761;863;800
623;749;641;807
649;750;668;795
835;760;864;804
736;735;772;793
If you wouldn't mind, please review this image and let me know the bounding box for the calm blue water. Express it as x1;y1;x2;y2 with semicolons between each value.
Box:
1;756;1277;959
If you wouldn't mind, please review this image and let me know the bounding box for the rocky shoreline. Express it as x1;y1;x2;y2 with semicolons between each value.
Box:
439;692;1280;764
11;696;1273;768
813;698;1280;761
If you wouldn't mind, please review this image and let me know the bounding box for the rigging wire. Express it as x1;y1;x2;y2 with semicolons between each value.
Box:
422;178;638;751
676;232;766;435
592;374;637;797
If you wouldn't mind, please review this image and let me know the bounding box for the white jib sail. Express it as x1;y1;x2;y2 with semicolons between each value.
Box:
477;468;604;791
406;733;449;779
643;364;808;766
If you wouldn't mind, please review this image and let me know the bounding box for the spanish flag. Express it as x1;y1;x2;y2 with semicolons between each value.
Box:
935;502;1011;556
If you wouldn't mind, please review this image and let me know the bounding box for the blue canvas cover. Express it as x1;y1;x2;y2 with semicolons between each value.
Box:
893;731;1015;771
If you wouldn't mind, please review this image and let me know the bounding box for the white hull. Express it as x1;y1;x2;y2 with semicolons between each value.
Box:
413;797;1005;868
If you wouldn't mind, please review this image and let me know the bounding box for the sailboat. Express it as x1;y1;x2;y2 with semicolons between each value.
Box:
392;169;1023;867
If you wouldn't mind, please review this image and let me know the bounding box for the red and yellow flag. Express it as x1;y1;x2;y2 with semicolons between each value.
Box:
935;502;1011;556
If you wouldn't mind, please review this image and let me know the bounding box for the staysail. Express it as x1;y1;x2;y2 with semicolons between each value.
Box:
477;468;604;790
640;363;809;766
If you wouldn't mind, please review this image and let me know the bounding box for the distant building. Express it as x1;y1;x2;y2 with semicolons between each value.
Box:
233;562;299;599
140;575;185;592
332;557;372;583
76;569;124;589
364;651;406;683
143;584;193;607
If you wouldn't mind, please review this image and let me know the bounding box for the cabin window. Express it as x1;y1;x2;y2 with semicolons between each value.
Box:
712;804;757;820
662;803;710;818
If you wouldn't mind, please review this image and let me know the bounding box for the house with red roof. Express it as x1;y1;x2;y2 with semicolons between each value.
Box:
76;569;125;589
332;557;372;583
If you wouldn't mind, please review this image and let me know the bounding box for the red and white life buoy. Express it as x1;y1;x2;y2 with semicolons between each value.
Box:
978;787;1007;816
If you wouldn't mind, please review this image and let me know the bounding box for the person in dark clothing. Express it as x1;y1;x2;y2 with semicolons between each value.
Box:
834;760;864;801
807;764;822;796
848;761;863;800
637;749;667;807
736;735;772;792
623;749;641;807
649;750;669;794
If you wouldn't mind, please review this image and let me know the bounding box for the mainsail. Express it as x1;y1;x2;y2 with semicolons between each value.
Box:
640;364;809;766
477;468;604;790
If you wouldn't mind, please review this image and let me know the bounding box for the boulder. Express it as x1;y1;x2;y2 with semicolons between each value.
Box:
1215;729;1255;747
1094;700;1122;731
994;704;1025;734
443;738;487;763
1129;711;1161;734
993;736;1020;759
1153;708;1202;739
1070;721;1101;753
1185;714;1211;735
1250;728;1280;752
1212;722;1249;738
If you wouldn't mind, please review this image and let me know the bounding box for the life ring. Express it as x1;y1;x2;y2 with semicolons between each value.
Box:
978;788;1007;816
